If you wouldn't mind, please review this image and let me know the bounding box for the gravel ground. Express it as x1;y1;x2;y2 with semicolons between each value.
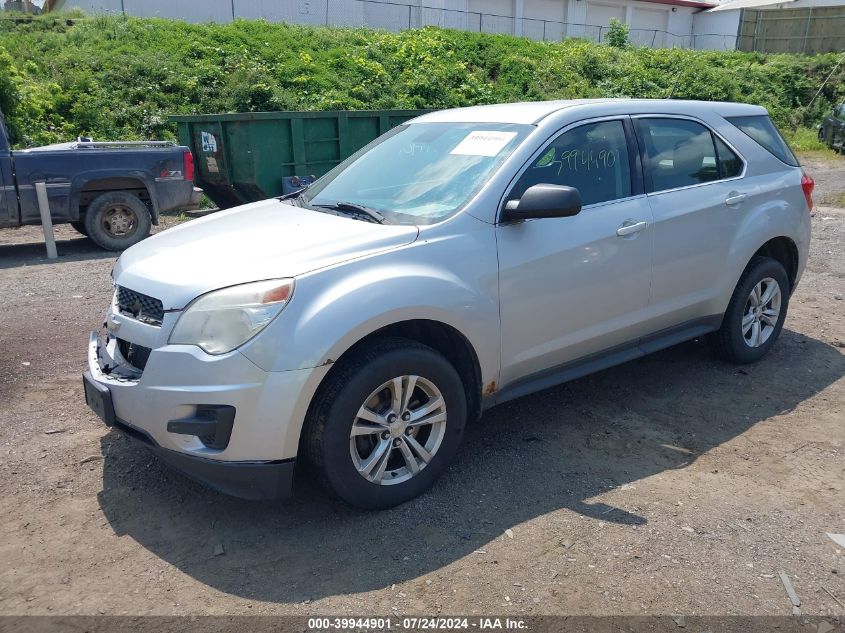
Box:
0;155;843;617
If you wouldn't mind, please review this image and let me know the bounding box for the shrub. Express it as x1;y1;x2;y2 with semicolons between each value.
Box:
0;14;841;147
606;18;629;49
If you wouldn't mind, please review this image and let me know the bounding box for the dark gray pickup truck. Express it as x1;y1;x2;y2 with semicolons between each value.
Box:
0;110;196;250
818;103;845;152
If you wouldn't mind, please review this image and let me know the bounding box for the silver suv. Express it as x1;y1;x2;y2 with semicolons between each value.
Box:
83;99;813;509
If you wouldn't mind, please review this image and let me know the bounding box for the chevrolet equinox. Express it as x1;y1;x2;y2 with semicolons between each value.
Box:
84;99;813;509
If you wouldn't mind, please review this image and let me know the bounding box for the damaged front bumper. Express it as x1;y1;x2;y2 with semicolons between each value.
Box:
83;325;315;501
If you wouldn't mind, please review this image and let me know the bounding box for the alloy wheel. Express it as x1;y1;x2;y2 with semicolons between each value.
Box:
741;277;781;348
350;375;447;485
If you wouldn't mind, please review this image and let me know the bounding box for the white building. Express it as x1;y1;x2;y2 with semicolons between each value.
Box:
48;0;730;49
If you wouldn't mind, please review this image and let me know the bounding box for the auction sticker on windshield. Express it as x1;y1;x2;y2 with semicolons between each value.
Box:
450;130;518;157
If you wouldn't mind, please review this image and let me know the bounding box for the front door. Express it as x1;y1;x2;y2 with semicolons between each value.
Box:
497;118;654;387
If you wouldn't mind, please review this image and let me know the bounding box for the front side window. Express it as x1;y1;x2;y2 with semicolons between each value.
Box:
638;118;720;193
507;120;632;207
303;122;532;225
836;105;845;121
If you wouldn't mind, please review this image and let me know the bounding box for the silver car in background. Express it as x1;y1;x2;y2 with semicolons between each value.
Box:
83;99;813;509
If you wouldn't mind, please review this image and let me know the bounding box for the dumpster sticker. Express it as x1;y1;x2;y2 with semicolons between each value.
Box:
450;131;517;157
201;131;218;154
206;156;219;173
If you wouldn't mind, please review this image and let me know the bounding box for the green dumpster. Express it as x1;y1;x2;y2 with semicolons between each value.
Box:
170;110;431;209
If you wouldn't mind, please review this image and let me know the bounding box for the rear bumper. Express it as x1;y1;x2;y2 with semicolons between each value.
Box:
111;413;296;501
183;186;204;211
154;179;196;216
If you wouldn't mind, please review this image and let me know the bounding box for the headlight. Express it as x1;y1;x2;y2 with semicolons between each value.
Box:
169;279;294;355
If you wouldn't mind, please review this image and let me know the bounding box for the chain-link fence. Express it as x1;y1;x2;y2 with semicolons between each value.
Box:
25;0;740;50
323;0;738;50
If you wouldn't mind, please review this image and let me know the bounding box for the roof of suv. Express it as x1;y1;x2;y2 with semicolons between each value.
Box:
413;99;768;125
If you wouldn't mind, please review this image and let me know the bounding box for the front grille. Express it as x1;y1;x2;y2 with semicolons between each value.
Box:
116;286;164;326
117;338;152;372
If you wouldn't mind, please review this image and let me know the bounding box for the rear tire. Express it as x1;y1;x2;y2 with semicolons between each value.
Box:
83;191;151;251
303;337;467;510
711;257;790;364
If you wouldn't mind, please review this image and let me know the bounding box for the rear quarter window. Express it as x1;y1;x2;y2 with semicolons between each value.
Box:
727;115;798;167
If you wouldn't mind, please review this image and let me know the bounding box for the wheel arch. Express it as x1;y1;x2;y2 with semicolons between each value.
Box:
307;319;484;428
72;173;158;224
751;236;799;292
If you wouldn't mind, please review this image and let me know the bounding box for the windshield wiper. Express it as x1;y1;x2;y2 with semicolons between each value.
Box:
277;183;312;201
313;201;386;224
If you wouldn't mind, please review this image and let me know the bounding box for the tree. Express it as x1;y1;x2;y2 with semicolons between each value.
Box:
606;18;629;48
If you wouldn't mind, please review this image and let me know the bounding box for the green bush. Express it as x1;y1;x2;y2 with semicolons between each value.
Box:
0;13;842;148
0;48;20;143
786;126;829;152
606;18;629;48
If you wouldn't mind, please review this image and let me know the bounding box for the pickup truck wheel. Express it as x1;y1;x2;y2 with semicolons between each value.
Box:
70;221;88;236
711;257;789;364
303;338;467;510
83;192;151;251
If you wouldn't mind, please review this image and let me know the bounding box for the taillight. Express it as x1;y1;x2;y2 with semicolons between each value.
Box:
183;150;195;182
801;171;814;212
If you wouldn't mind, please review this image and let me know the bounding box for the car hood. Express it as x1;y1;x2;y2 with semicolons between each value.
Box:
113;199;419;309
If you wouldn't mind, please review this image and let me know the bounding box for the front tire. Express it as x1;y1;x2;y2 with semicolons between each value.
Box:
83;191;151;251
303;338;467;510
711;257;790;364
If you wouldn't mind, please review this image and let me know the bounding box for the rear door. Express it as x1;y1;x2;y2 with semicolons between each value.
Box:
633;116;749;332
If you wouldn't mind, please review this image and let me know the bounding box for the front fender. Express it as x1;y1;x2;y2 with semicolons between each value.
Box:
244;257;500;463
235;215;500;458
244;261;500;381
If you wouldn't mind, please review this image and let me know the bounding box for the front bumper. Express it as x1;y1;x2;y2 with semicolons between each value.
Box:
85;382;295;500
85;324;326;500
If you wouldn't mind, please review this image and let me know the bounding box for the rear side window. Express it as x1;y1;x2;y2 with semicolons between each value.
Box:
637;118;720;192
714;136;743;178
727;115;798;167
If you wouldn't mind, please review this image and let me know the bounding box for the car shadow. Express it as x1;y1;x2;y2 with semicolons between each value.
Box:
0;235;115;269
96;329;844;603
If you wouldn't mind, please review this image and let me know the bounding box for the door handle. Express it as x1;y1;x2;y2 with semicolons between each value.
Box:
616;220;649;237
725;193;747;206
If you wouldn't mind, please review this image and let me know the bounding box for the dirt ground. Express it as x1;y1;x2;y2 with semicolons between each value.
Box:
0;155;843;618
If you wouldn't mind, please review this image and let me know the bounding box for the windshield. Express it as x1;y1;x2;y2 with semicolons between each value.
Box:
302;122;532;225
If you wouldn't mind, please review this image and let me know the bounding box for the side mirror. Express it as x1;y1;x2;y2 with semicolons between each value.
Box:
502;184;582;222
